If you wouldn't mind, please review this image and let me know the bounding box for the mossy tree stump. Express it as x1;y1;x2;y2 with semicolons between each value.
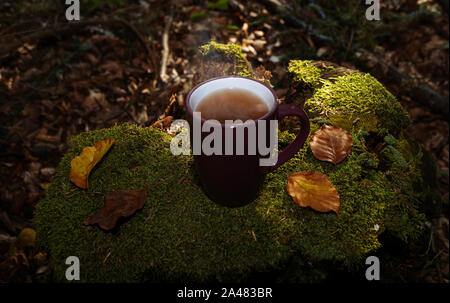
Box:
34;42;438;282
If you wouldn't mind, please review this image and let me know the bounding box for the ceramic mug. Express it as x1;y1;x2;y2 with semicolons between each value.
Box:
186;76;310;207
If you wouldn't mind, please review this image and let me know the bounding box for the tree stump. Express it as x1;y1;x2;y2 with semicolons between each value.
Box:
34;42;440;282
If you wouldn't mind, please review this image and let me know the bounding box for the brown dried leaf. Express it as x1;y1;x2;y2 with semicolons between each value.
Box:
309;124;353;164
99;61;123;80
254;65;272;84
84;190;147;230
151;116;173;131
286;171;340;214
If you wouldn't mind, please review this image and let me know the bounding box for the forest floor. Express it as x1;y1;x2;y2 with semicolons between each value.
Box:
0;0;448;283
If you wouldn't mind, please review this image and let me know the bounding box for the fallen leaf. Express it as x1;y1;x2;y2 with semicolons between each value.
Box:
309;124;353;164
286;171;340;214
84;190;147;230
15;228;36;248
69;137;115;189
151;116;173;131
254;65;272;83
99;61;123;80
33;252;47;264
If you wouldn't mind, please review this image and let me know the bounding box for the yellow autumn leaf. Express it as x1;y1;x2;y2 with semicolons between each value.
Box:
69;137;115;189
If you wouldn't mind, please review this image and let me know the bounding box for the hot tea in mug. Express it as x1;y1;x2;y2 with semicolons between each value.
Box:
186;76;310;207
196;89;269;123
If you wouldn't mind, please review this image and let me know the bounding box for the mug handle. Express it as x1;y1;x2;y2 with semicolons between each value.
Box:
268;104;310;172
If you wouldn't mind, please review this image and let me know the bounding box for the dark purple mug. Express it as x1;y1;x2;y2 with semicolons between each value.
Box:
186;76;310;207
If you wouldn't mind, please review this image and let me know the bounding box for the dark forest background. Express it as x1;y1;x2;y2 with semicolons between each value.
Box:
0;0;448;283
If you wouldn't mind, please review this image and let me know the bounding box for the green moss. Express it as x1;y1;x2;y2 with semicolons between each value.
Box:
35;121;426;282
199;41;252;78
33;49;427;282
35;124;291;282
383;134;397;146
327;113;378;132
271;122;423;262
287;60;323;87
304;73;410;133
379;134;426;242
287;59;409;135
382;145;407;168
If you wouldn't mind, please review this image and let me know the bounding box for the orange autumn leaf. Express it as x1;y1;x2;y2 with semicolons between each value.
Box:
309;124;353;165
69;137;115;189
286;171;340;214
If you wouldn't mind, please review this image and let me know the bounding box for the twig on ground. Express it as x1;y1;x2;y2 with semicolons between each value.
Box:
160;3;175;83
430;220;444;283
258;0;331;42
103;251;111;265
110;16;158;79
0;16;153;60
358;49;449;118
0;18;41;36
0;28;43;40
343;29;354;61
111;16;152;59
161;94;177;118
110;4;142;16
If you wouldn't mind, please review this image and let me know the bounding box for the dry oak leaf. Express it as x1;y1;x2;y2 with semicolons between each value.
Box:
69;137;115;189
84;189;147;230
151;116;174;131
286;171;340;214
309;124;353;164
